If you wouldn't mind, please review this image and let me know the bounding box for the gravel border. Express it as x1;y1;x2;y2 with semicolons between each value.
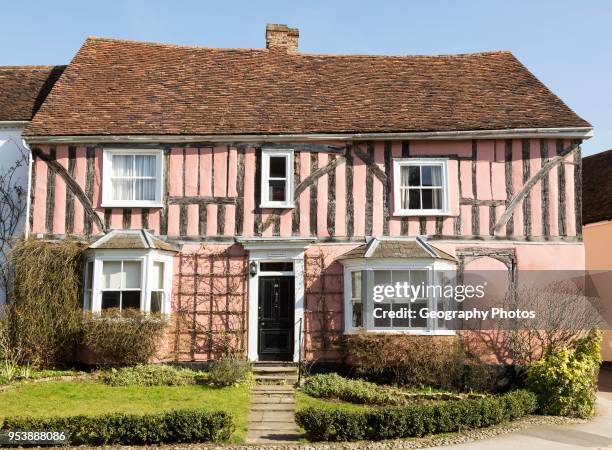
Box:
38;414;585;450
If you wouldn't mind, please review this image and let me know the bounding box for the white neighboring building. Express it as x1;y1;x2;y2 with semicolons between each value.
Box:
0;66;64;303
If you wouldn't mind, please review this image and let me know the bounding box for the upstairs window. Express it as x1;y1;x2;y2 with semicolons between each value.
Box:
393;159;449;216
102;149;163;207
261;149;294;208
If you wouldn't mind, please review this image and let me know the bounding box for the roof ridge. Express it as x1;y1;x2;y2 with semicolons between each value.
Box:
0;65;66;71
85;35;513;59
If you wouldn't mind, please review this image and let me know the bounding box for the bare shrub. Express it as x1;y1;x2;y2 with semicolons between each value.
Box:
463;280;605;366
7;239;85;367
345;333;464;389
82;308;169;366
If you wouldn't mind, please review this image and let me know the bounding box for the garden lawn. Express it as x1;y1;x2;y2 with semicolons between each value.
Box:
0;381;251;444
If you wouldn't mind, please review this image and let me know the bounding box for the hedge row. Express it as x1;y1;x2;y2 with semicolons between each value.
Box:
295;389;537;441
1;409;233;445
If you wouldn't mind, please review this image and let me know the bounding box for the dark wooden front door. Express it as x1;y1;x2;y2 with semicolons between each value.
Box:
258;276;294;361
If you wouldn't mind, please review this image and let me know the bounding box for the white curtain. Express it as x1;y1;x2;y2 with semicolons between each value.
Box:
111;154;156;201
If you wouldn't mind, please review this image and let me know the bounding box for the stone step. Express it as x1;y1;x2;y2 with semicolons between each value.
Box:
252;362;298;368
245;431;302;444
251;403;295;411
252;366;298;374
248;421;299;431
251;396;295;405
253;386;294;393
254;374;298;381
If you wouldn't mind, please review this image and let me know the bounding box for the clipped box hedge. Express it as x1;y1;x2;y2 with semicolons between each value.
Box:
1;409;234;445
296;389;537;441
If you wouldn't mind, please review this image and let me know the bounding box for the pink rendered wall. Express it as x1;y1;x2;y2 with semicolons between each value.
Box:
29;139;582;252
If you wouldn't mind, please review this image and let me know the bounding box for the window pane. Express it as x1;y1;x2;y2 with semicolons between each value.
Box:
102;261;122;289
351;271;362;300
112;179;133;201
268;180;286;202
374;270;391;289
134;179;156;201
410;301;428;327
410;270;428;297
151;261;164;290
422;188;442;209
123;261;141;289
269;156;287;178
150;291;163;313
422;165;442;187
122;291;141;310
134;155;156;177
101;291;120;309
374;303;391;327
112;155;133;177
260;262;293;272
86;261;94;289
408;189;421;209
408;166;420;186
393;303;411;327
352;302;363;327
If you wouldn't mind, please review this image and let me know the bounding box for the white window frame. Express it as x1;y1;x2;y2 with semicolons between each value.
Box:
102;148;164;208
342;259;456;335
260;149;294;208
393;158;450;216
84;249;174;314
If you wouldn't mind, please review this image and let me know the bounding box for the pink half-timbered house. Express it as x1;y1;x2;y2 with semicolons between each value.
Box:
21;24;590;363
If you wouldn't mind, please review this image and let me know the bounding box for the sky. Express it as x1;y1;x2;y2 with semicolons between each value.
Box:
2;1;610;156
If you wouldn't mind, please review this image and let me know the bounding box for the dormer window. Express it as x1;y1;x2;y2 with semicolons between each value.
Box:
260;149;294;208
102;149;164;207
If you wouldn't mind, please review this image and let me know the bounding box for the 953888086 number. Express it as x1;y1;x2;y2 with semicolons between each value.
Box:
0;430;68;446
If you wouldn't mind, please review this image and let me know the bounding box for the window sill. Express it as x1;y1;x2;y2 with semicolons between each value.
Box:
343;329;456;336
393;210;452;217
259;203;295;210
101;202;164;209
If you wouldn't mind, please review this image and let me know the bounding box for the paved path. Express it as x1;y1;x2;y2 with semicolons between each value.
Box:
430;368;612;449
245;384;301;444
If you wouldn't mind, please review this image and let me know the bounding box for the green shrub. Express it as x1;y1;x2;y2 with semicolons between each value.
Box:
527;329;602;418
345;333;464;389
82;309;168;366
303;373;403;405
208;356;251;386
1;409;234;445
101;364;199;387
295;389;537;441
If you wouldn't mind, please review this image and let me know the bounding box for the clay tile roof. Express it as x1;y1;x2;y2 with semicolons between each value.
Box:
339;238;456;262
24;37;589;137
582;149;612;225
0;66;65;121
90;229;178;251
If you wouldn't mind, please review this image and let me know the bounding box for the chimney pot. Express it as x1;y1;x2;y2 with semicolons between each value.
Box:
266;23;299;53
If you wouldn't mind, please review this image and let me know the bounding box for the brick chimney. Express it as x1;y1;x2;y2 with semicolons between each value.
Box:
265;24;299;53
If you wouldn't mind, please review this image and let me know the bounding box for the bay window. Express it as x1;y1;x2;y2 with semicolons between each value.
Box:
393;159;449;215
102;149;163;207
84;250;173;314
345;262;456;334
261;149;294;208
